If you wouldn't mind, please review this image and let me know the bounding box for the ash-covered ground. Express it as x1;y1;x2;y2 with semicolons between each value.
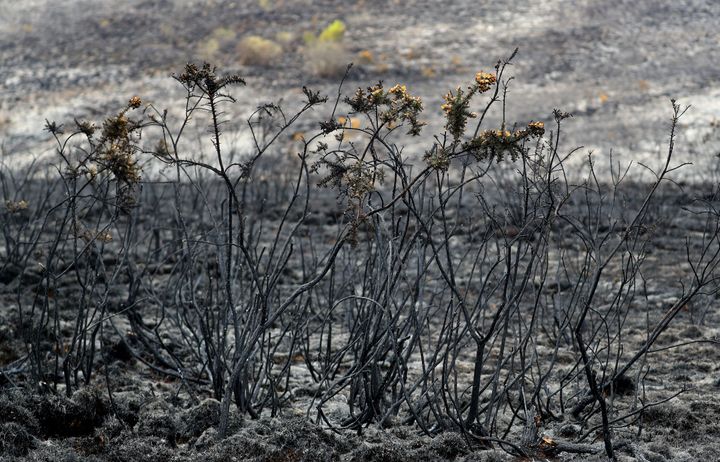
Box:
1;1;720;461
1;0;719;172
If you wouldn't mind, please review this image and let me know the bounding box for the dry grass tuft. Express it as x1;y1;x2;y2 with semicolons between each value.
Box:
237;35;283;67
302;41;349;78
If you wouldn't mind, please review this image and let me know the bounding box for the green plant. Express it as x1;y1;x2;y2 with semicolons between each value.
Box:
318;19;346;42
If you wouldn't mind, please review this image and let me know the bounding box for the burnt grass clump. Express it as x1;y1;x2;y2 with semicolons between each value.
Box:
1;54;720;461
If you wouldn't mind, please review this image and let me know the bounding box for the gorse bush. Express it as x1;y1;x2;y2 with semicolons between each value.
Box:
1;51;719;461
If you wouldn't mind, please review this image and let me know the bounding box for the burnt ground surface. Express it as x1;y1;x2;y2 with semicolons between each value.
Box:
1;1;720;461
1;0;720;174
1;176;720;461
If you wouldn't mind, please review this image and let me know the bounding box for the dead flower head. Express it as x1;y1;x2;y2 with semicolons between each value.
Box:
527;121;545;136
5;200;29;213
128;96;142;109
345;82;425;136
474;71;496;92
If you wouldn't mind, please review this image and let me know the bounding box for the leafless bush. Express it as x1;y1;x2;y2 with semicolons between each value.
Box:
2;51;719;461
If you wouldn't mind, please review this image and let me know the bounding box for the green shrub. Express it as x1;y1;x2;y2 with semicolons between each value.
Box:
318;19;346;42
